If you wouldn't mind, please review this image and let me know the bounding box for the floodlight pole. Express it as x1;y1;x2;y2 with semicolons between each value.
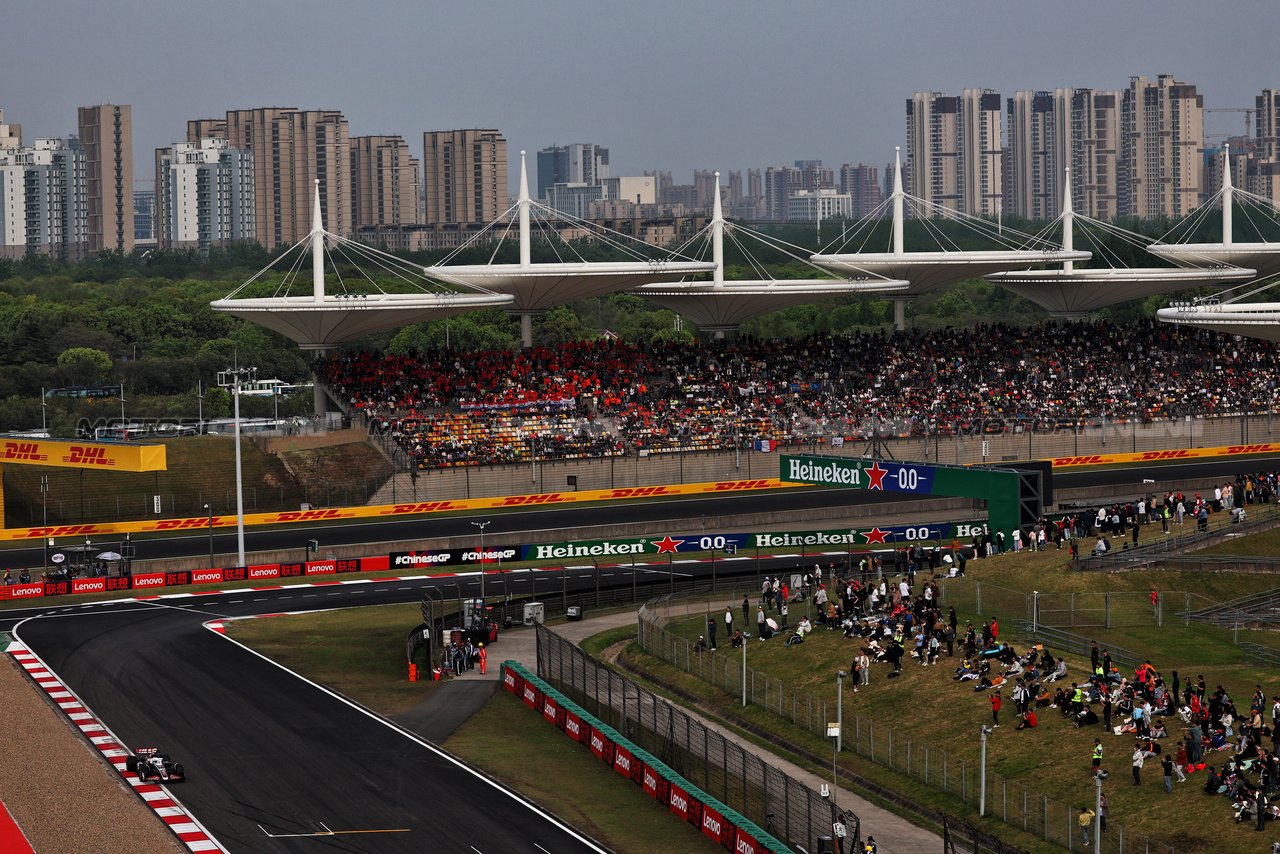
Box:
218;366;256;566
1094;773;1103;854
472;520;490;617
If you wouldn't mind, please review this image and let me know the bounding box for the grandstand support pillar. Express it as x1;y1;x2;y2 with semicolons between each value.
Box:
893;298;908;332
312;348;328;417
521;313;534;349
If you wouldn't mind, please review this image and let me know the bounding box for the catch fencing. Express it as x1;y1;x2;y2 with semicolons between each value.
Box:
639;595;1182;854
936;579;1216;631
365;410;1280;504
536;622;854;854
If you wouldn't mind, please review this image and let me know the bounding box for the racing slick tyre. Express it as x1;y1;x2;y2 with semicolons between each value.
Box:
172;764;184;778
126;756;139;772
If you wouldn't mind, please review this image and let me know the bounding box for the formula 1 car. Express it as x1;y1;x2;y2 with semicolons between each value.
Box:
125;748;185;783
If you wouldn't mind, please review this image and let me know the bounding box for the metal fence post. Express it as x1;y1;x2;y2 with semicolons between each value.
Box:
976;581;982;616
1185;592;1190;627
1105;593;1111;629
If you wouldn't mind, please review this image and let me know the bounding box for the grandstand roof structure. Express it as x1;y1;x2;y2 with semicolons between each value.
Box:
808;149;1090;316
1154;148;1280;341
1148;147;1280;280
630;172;908;334
423;152;716;347
1157;300;1280;342
986;166;1255;316
211;181;511;351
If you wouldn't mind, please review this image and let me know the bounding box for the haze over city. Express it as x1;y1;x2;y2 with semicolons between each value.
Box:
3;0;1271;190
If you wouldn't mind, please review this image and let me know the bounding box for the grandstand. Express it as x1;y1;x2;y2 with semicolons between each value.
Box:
317;318;1280;470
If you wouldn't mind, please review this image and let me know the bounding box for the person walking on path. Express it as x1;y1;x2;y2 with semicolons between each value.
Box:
1132;743;1145;786
1078;806;1095;847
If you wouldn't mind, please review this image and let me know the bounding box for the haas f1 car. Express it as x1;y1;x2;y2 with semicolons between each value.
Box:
125;748;185;783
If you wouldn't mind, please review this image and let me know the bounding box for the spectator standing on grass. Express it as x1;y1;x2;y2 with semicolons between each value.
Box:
742;595;750;627
725;606;733;636
708;617;717;650
1162;752;1174;793
1092;739;1104;778
990;690;1002;727
857;651;870;687
1078;806;1095;847
1099;793;1108;831
1132;742;1145;785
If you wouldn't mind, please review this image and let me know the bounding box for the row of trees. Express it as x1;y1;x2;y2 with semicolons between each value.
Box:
0;206;1266;433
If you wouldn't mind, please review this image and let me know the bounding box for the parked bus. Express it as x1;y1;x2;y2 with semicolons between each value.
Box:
45;385;122;400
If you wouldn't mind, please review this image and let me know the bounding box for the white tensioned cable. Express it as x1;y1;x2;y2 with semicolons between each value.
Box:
429;201;521;266
524;198;703;262
332;231;503;296
814;196;896;255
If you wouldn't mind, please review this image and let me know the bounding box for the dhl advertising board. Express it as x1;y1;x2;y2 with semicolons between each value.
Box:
0;478;797;542
1049;442;1280;468
1;439;166;472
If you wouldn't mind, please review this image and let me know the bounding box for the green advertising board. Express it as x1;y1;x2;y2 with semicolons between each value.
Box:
779;454;1037;537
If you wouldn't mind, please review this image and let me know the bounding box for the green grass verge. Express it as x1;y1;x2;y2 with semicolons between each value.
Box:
444;690;723;854
224;603;723;854
639;524;1280;854
225;603;436;716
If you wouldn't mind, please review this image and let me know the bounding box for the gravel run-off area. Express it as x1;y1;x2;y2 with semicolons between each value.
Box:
0;650;186;854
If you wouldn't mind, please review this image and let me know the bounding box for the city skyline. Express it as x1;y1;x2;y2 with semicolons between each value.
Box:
2;0;1270;197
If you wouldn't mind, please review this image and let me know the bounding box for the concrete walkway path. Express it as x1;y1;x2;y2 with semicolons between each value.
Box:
398;606;942;854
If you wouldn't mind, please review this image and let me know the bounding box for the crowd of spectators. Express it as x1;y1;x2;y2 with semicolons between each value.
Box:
315;319;1280;469
734;554;1280;838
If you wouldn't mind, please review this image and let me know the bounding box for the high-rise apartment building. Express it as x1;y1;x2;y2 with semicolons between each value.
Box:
350;135;420;230
764;166;801;220
1256;89;1280;159
155;138;255;249
0;138;88;260
134;186;156;245
422;129;507;225
1005;91;1066;220
190;108;351;248
960;89;1003;216
693;170;718;207
1070;89;1123;220
747;169;762;199
906;92;962;214
726;171;743;204
78;103;134;253
0;110;19;150
1120;75;1204;219
906;91;1003;217
839;163;882;218
536;143;608;199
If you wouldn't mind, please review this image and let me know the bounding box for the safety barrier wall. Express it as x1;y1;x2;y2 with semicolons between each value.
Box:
0;555;392;601
0;478;797;542
639;597;1183;854
502;660;795;854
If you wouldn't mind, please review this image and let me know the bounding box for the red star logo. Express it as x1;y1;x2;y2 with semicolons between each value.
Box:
862;527;890;544
653;536;685;554
865;462;888;490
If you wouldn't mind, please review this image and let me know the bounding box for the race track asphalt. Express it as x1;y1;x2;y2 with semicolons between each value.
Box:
14;595;614;854
2;455;1267;852
3;454;1271;571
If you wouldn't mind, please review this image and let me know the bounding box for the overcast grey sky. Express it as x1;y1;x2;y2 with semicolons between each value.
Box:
3;0;1273;193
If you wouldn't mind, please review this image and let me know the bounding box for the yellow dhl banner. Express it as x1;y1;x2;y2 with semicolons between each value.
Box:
1050;442;1280;468
0;477;798;542
0;438;166;472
